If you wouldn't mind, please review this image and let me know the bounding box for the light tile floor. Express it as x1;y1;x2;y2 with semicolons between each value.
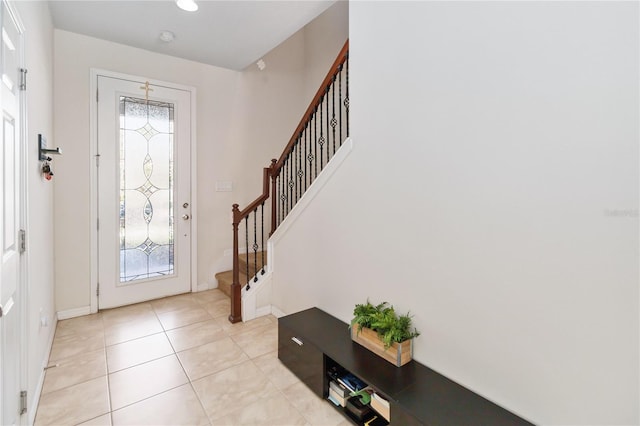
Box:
35;289;350;426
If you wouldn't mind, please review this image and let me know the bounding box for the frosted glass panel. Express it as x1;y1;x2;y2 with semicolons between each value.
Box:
119;96;175;282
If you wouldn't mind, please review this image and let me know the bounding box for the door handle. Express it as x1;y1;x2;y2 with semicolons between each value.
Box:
182;214;190;220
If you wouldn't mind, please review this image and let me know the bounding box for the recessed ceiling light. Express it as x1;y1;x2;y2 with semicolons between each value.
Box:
159;30;175;43
176;0;198;12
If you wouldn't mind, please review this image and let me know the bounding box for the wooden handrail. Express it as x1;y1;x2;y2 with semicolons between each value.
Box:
233;160;276;223
274;40;349;172
229;39;349;323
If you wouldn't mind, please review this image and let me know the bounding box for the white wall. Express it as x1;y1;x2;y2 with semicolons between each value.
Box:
15;0;56;418
270;2;638;424
302;0;349;103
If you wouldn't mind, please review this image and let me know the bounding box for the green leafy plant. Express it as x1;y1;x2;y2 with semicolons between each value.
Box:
350;389;372;405
351;299;420;349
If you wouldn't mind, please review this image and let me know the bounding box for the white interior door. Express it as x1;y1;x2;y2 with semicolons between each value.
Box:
97;75;192;309
0;1;24;424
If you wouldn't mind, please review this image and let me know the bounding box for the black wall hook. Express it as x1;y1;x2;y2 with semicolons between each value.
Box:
38;134;61;161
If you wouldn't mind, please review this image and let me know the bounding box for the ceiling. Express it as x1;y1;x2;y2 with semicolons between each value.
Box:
48;0;336;71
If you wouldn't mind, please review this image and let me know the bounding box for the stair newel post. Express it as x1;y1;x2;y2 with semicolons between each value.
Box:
270;159;278;234
229;203;242;323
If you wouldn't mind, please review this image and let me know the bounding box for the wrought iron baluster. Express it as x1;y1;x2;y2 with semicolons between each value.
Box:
331;76;337;154
289;150;293;212
279;171;284;227
298;134;302;201
319;98;324;170
313;110;317;179
261;201;265;275
244;216;249;289
304;125;308;191
284;156;289;217
339;64;343;146
345;54;349;137
253;208;258;283
294;142;298;204
274;173;278;227
326;86;330;164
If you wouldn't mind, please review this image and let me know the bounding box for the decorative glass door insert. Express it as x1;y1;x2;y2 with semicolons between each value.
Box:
119;96;175;283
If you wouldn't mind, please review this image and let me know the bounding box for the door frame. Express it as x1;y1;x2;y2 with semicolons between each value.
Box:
1;0;27;424
89;69;197;313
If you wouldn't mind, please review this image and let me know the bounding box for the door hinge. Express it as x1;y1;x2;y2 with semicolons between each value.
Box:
19;229;26;254
19;68;27;91
20;390;27;415
96;283;100;297
96;88;99;102
96;218;99;230
95;154;100;167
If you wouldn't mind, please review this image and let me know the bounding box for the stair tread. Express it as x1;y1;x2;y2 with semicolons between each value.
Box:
215;270;248;282
215;251;267;298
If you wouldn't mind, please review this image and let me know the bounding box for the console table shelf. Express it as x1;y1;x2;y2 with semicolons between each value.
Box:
278;307;532;426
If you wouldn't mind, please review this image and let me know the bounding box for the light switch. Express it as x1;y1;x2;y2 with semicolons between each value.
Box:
216;181;233;192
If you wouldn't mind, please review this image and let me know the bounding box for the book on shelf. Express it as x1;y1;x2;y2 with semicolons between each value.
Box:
337;373;367;392
329;387;346;407
329;380;350;398
370;392;390;422
327;393;341;407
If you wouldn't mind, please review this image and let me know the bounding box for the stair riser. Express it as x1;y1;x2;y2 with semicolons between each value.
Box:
238;252;267;279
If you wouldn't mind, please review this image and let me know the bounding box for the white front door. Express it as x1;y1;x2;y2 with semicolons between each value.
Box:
97;75;193;309
0;1;24;425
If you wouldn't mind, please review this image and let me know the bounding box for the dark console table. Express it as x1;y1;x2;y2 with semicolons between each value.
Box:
278;307;533;426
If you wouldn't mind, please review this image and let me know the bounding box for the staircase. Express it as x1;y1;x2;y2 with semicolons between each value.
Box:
215;251;268;298
220;40;349;323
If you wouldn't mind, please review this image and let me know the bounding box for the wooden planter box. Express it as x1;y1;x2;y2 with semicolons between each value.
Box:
351;324;413;367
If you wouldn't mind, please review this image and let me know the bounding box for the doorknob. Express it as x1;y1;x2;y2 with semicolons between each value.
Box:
182;214;190;220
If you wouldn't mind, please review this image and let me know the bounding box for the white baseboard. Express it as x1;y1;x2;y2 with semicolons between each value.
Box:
255;305;272;318
56;306;91;320
196;282;216;292
271;306;287;318
29;315;58;425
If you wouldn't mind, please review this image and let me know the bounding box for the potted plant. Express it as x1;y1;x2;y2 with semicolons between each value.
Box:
351;300;420;367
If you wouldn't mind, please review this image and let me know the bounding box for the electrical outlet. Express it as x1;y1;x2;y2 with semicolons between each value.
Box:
39;308;48;327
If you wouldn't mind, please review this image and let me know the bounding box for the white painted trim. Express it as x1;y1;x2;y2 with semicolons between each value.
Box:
89;69;99;313
196;282;212;292
56;306;91;320
89;69;197;312
271;306;287;318
189;89;198;294
255;305;272;318
241;269;271;321
9;4;28;424
28;316;57;426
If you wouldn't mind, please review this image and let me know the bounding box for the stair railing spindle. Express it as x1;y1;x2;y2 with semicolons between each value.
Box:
244;216;249;289
252;208;258;285
326;86;330;163
261;201;265;274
